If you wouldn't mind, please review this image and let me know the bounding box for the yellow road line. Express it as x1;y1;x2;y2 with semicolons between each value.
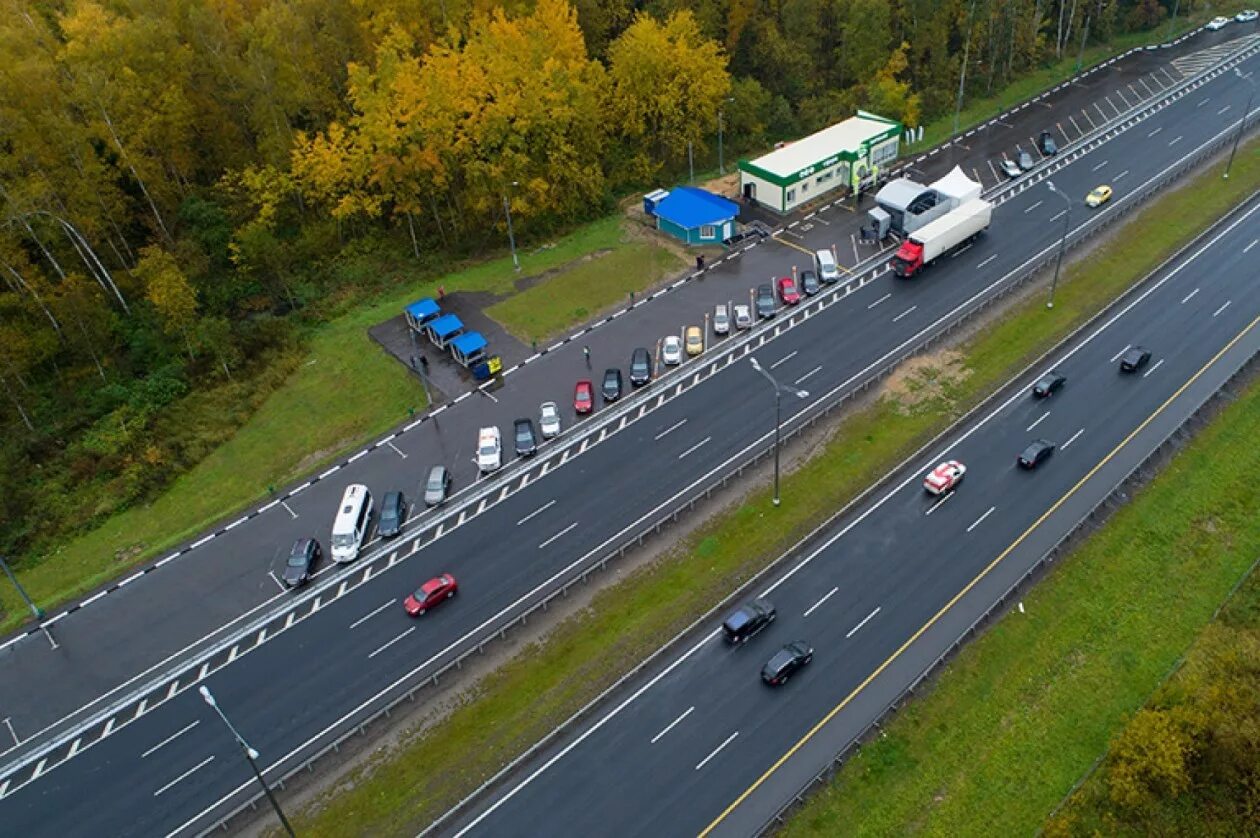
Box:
699;312;1260;837
770;234;815;257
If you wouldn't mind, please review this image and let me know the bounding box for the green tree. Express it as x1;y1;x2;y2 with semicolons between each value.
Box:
137;246;199;358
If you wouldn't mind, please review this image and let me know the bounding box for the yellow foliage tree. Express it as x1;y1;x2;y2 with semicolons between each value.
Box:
137;246;198;357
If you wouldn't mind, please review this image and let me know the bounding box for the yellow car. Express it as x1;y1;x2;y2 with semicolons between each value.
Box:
1085;185;1113;208
685;325;704;356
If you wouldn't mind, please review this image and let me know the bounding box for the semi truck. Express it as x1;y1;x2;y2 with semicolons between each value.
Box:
890;198;992;278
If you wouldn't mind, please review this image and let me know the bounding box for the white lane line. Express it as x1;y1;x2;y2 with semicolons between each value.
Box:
1169;135;1182;146
951;244;971;258
1024;200;1043;214
845;607;882;639
677;437;711;460
770;350;798;369
516;500;556;526
1109;344;1131;363
153;756;214;797
1244;240;1258;254
804;587;840;617
892;305;917;323
966;506;996;533
695;731;740;771
925;491;954;516
1049;209;1066;223
140;721;200;759
654;419;688;440
1026;411;1050;432
1213;301;1232;318
538;522;579;550
367;627;414;660
349;600;394;629
1143;359;1165;378
1181;288;1200;304
1197;97;1210;107
650;706;695;744
1091;159;1109;172
1062;428;1085;450
978;254;998;269
1218;105;1232;115
794;366;822;385
867;293;891;309
1115;170;1129;181
1148;126;1162;138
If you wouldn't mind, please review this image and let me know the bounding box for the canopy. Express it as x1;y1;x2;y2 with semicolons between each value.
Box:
450;331;487;355
405;298;440;321
426;314;464;340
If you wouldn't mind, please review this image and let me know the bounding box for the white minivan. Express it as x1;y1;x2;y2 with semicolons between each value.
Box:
815;248;840;283
331;484;374;563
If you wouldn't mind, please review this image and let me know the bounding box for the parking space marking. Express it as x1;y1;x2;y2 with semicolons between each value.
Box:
1080;109;1096;129
1068;114;1084;136
280;501;298;519
845;607;881;639
268;571;286;593
651;707;695;745
677;437;711;460
1094;102;1107;122
966;506;996;533
538;522;578;550
1113;89;1131;108
386;441;407;459
695;732;740;771
804;587;839;617
987;158;1001;181
367;627;414;660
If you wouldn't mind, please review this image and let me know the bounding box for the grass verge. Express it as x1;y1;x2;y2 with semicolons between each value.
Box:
285;131;1260;838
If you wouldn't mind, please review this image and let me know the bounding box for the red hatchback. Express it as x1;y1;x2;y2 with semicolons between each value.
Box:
404;574;458;616
574;379;594;415
777;276;801;305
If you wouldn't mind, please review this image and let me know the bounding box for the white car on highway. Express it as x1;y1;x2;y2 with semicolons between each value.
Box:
1237;10;1259;22
1207;15;1230;29
662;335;683;365
539;401;561;439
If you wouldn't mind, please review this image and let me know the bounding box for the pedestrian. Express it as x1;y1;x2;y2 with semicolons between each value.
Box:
419;355;430;373
437;284;446;301
696;254;705;271
583;344;591;368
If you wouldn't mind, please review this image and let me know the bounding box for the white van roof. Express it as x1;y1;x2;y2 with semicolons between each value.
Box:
816;249;836;265
333;484;370;533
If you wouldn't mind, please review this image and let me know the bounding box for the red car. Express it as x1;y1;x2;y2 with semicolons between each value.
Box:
404;573;458;616
574;379;594;414
923;460;967;495
777;276;801;305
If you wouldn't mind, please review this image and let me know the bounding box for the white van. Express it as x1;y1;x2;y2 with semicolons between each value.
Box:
331;484;373;563
815;248;840;283
477;426;502;473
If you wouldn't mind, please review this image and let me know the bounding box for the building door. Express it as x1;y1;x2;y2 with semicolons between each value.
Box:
743;182;756;202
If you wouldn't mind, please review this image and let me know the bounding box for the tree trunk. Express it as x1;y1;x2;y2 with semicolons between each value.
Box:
60;218;130;315
0;372;35;432
2;259;63;339
428;195;449;248
406;210;420;259
99;103;172;244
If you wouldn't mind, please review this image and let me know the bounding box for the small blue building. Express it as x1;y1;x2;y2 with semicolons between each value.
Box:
425;313;464;349
404;297;440;333
450;331;489;367
648;187;740;245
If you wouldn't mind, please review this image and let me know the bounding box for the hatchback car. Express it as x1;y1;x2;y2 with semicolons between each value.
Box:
1119;346;1152;373
377;490;407;537
514;418;538;456
1207;15;1230;29
1000;158;1022;179
423;465;452;507
662;335;683;365
404;573;458;616
629;347;653;386
713;305;730;335
755;284;777;319
1017;150;1035;171
799;269;821;296
281;538;322;588
1038;131;1058;156
574;379;594;414
924;461;967;496
1086;185;1113;207
539;401;561;438
1018;439;1056;469
685;326;704;357
761;641;813;686
722;598;776;644
1032;370;1067;398
733;304;753;330
602;368;623;401
777;276;801;305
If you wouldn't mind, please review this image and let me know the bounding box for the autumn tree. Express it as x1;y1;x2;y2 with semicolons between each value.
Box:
1107;708;1198;810
137;246;199;359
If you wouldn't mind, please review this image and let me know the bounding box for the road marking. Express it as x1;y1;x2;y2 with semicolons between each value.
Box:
925;491;954;516
516;500;556;526
803;587;839;617
867;293;891;309
367;627;415;660
653;418;688;441
678;436;711;460
1148;126;1163;138
1091;159;1110;172
770;350;798;369
1049;209;1066;223
1182;288;1200;304
153;756;214;797
978;254;998;269
140;721;200;759
695;731;739;771
845;607;882;638
1115;170;1129;181
1062;428;1085;450
386;441;407;459
1109;344;1131;363
350;600;395;629
1080;109;1096;129
1213;301;1232;318
966;506;996;533
794;366;822;385
1197;96;1210;107
892;305;917;323
951;244;972;258
1069;114;1084;136
1026;411;1050;432
280;502;298;519
1218;104;1232;115
538;522;578;550
1024;200;1043;214
1244;240;1258;254
1143;359;1165;378
650;707;695;744
1169;135;1182;146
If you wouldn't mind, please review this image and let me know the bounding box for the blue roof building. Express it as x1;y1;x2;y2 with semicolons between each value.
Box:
404;297;440;332
424;313;464;349
648;187;740;245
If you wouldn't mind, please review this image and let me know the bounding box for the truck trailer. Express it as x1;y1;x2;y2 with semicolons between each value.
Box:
890;198;993;278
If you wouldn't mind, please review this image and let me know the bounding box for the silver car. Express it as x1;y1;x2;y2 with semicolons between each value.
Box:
662;335;683;365
713;304;730;335
539;401;561;439
423;465;451;507
733;304;753;330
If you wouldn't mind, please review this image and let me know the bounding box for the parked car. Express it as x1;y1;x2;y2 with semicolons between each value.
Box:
602;368;623;401
1018;439;1056;469
1085;184;1113;207
923;461;966;496
733;304;753;330
713;304;730;335
685;325;704;357
477;427;502;473
1000;158;1022;179
1207;15;1231;29
573;380;594;414
514;418;538;457
281;538;322;588
377;490;407;537
722;598;776;644
755;284;777;319
761;641;813;686
629;347;653;386
662;335;683;365
423;465;452;507
404;573;458;616
1119;346;1152;373
1017;150;1035;171
1038;130;1058;156
1032;370;1067;398
799;269;821;296
539;401;561;438
1237;10;1259;23
777;276;801;305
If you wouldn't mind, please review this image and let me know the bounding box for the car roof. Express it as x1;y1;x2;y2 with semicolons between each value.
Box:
291;538;313;554
428;464;447;477
420;576;445;593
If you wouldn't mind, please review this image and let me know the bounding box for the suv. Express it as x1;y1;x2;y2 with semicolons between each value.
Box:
514;418;538;457
629;348;653;386
1038;131;1058;156
755;284;777;319
722;598;776;644
477;426;502;473
1119;346;1151;373
761;642;813;686
602;367;623;401
377;490;407;537
281;538;322;588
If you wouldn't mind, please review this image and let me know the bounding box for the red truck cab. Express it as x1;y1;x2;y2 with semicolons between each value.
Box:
891;239;924;278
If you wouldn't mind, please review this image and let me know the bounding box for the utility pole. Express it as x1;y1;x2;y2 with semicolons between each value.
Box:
502;181;520;272
200;686;295;837
748;358;809;507
1;555;57;649
1224;69;1256;180
1046;181;1072;309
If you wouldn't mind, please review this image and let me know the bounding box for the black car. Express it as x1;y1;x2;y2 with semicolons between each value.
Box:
761;641;813;686
602;367;624;401
377;491;407;538
1017;150;1035;171
281;538;322;588
629;347;653;386
722;598;776;644
1032;370;1067;398
800;269;821;296
755;284;777;319
1119;346;1152;373
1038;130;1058;156
514;418;538;457
1018;439;1056;469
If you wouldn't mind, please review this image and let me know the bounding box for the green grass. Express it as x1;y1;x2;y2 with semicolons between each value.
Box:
285;129;1260;838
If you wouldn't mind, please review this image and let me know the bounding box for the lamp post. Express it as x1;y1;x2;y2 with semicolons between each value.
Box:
1224;69;1256;180
0;554;57;649
718;96;735;175
502;181;520;272
1046;181;1072;310
199;686;295;837
748;358;809;507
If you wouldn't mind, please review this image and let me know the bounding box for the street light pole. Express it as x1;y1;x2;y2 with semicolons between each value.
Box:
718;109;725;175
0;554;57;649
199;686;296;837
1224;69;1256;180
502;181;520;272
749;358;809;507
1046;181;1071;310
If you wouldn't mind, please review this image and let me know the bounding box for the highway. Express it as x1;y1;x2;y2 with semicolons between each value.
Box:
444;193;1260;838
2;31;1259;838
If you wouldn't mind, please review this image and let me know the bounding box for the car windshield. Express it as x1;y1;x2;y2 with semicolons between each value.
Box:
286;553;307;567
332;532;355;548
479;443;496;456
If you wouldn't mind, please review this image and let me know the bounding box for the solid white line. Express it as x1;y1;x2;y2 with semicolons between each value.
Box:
1213;301;1232;317
349;600;394;630
770;350;798;369
892;306;917;323
867;293;891;309
695;731;739;771
1026;411;1050;432
517;500;556;526
925;491;954;516
794;366;822;385
140;721;200;759
153;756;214;797
367;627;414;660
1024;200;1043;214
650;706;695;744
845;607;882;639
966;506;996;533
677;437;711;460
978;254;998;269
1062;428;1085;450
1143;359;1165;378
804;587;840;617
1110;344;1131;363
538;522;579;550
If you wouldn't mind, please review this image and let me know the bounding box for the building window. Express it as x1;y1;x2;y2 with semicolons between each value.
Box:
870;139;899;167
700;225;716;240
786;188;796;203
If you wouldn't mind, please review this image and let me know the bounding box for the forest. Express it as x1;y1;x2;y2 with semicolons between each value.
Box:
0;0;1197;564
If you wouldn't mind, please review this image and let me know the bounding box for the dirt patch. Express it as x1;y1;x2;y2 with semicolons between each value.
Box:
287;444;351;480
880;349;970;414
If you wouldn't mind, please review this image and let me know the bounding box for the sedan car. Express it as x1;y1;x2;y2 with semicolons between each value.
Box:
777;276;801;305
281;538;322;588
1086;184;1113;207
1119;346;1152;373
539;401;561;438
761;641;814;686
713;305;730;335
602;367;623;401
733;304;753;330
1018;439;1056;469
1017;150;1035;171
662;335;683;365
924;460;967;496
755;284;777;319
629;347;653;386
1038;131;1058;156
1207;15;1231;29
1238;10;1259;23
799;269;821;296
403;573;458;616
423;465;452;507
1000;158;1022;179
1032;370;1067;398
685;325;704;357
513;417;538;456
377;490;407;537
574;379;594;414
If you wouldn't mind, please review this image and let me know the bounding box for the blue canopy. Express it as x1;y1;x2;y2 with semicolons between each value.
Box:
450;331;487;355
426;314;464;339
651;187;740;229
405;298;440;321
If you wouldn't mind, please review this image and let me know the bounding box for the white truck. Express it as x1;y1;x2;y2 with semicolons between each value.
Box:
890;198;993;278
